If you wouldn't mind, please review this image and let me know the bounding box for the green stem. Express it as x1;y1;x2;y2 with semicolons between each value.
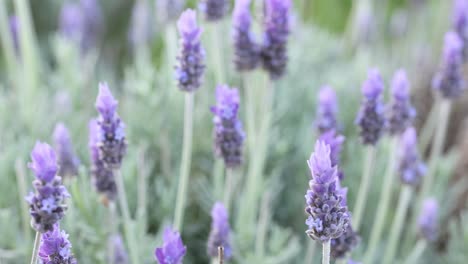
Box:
223;168;234;212
322;240;330;264
255;191;271;258
114;169;139;264
352;145;376;230
174;93;194;231
383;186;413;264
211;23;226;84
213;159;224;200
364;137;399;262
136;146;148;231
418;99;440;154
0;0;18;82
243;73;256;160
30;232;41;264
165;24;178;100
15;158;31;243
404;240;426;264
305;241;317;264
108;202;117;262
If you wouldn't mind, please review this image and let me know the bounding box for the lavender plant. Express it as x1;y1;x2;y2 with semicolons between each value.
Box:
53;123;80;178
38;224;77;264
207;202;232;261
154;227;187;264
232;0;260;72
452;0;468;60
315;86;339;135
200;0;229;22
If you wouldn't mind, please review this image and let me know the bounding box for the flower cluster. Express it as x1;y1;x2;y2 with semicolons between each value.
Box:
211;85;245;167
154;228;186;264
432;31;465;98
398;127;426;187
305;141;350;242
387;70;416;135
356;69;386;145
200;0;228;21
53;123;80;178
316;86;339;134
261;0;291;79
331;225;360;259
207;202;232;259
453;0;468;60
232;0;260;71
175;9;206;92
38;224;77;264
26;142;70;233
318;130;345;180
418;198;439;242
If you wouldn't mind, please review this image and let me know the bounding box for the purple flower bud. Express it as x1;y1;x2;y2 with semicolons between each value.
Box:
387;69;416;135
79;0;103;50
356;69;386;145
156;0;186;23
26;142;69;233
453;0;468;59
398;127;426;187
305;141;350;242
9;15;19;53
316;86;339;134
108;234;129;264
154;227;186;264
418;198;439;242
331;225;360;259
59;3;84;44
432;31;465;98
232;0;260;71
199;0;228;21
88;119;117;201
93;83;127;169
211;85;245;168
38;224;77;264
53;123;80;178
207;202;232;259
128;0;152;48
176;9;206;92
261;0;291;80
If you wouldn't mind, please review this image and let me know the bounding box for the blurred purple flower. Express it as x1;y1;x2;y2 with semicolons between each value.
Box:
316;86;339;134
38;224;76;264
207;202;232;259
211;85;245;168
9;15;19;53
331;225;360;259
356;69;386;145
53;123;80;178
398;127;426;187
128;0;153;48
418;198;439;242
108;234;129;264
387;69;416;135
305;141;350;242
453;0;468;59
261;0;291;80
154;227;186;264
175;9;205;92
232;0;260;71
200;0;228;21
432;31;465;98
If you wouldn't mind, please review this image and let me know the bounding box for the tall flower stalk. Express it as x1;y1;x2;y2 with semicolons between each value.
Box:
173;9;205;231
207;202;232;263
352;69;385;230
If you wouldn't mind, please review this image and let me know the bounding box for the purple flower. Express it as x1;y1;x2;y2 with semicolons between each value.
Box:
59;3;84;43
418;198;439;242
93;83;127;170
331;225;360;259
154;227;186;264
108;234;129;264
207;202;232;259
319;130;345;180
261;0;291;80
232;0;260;71
316;86;339;134
432;31;465;98
26;142;69;233
305;141;350;242
128;0;152;48
387;69;416;135
88;119;117;201
38;224;76;264
211;85;245;167
453;0;468;59
199;0;228;21
356;69;386;145
398;127;426;187
175;9;206;92
53;123;80;178
9;16;19;53
79;0;102;50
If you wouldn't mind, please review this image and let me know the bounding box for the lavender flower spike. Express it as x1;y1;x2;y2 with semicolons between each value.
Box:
38;224;77;264
305;141;350;242
93;83;127;169
432;31;465;98
232;0;260;71
211;85;245;167
356;69;386;145
26;142;70;233
318;130;344;169
453;0;468;59
59;3;84;44
200;0;228;21
207;202;232;259
331;225;360;259
154;227;186;264
176;9;205;92
9;16;19;53
398;127;426;187
418;198;439;242
388;69;416;135
108;234;129;264
316;86;339;134
261;0;291;80
53;123;80;178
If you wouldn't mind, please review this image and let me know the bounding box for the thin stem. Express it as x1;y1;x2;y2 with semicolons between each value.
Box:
211;23;226;84
364;137;399;262
108;202;117;262
404;240;427;264
15;158;31;243
136;146;148;231
255;191;271;258
243;73;256;160
418;99;440;154
383;186;413;264
0;0;18;82
218;246;225;264
352;145;377;230
174;93;194;230
223;168;234;212
213;159;224;200
30;232;41;264
322;240;330;264
114;169;139;264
